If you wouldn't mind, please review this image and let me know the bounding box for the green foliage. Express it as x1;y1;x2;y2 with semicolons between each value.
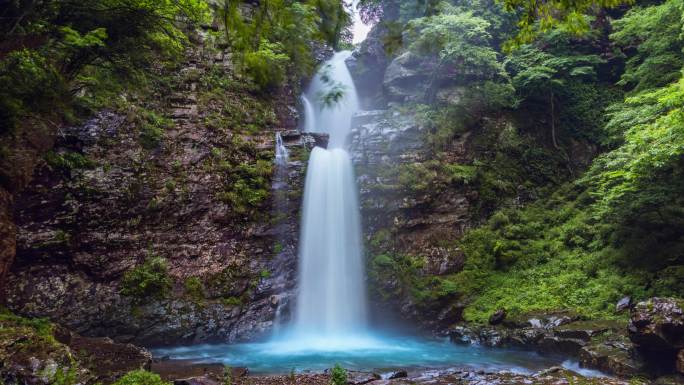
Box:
273;242;284;254
0;49;65;133
221;296;243;307
456;70;684;320
456;190;652;322
137;109;171;149
407;9;507;85
121;257;172;302
0;0;209;130
113;370;170;385
184;277;205;302
45;151;95;171
499;0;631;49
0;307;55;343
243;41;290;90
584;72;684;268
217;159;273;216
329;364;347;385
212;0;350;90
508;46;603;93
507;42;605;148
51;366;78;385
611;0;684;93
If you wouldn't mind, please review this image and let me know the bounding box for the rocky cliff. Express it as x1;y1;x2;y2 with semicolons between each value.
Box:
4;37;318;346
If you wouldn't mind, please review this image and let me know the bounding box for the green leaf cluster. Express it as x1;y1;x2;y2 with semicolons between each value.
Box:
113;370;171;385
211;0;351;90
120;256;173;302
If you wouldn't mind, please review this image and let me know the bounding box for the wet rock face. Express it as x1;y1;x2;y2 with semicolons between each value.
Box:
349;108;471;329
629;298;684;374
5;47;309;345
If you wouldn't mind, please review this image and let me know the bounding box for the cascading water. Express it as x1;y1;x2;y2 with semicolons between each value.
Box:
301;96;316;134
293;51;368;339
274;132;289;166
152;21;594;377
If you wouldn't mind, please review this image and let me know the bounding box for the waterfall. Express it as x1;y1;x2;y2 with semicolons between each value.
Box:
275;132;289;166
292;51;368;338
301;96;316;134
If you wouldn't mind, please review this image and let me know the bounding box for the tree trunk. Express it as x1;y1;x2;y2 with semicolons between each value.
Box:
550;89;560;150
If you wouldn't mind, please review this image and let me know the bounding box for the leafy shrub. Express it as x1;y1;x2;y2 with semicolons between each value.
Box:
45;151;94;171
243;41;289;90
221;296;243;307
0;49;65;133
120;257;172;302
52;366;78;385
329;364;347;385
113;370;170;385
138;110;171;149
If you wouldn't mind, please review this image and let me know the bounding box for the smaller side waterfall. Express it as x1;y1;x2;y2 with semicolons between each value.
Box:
275;132;289;166
301;96;316;133
271;131;291;334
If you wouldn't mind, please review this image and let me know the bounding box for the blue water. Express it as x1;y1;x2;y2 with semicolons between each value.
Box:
152;332;565;374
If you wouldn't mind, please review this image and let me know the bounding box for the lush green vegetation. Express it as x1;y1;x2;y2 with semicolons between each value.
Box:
365;0;684;323
211;0;351;90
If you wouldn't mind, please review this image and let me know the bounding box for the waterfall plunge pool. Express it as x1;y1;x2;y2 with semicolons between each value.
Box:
151;332;582;375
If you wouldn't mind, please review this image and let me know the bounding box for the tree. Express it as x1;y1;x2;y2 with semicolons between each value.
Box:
611;0;684;93
507;44;604;149
210;0;351;90
499;0;631;49
583;71;684;266
407;8;508;101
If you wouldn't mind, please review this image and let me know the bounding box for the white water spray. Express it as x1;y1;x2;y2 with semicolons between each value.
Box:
290;51;368;340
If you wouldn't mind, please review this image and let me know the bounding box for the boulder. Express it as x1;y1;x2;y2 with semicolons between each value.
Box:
382;52;434;103
489;309;506;325
448;326;478;345
347;23;390;109
539;336;587;356
382;370;408;379
616;296;632;313
579;339;646;377
629;298;684;352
